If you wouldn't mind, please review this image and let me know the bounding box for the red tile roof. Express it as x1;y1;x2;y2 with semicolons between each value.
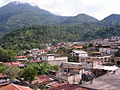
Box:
0;83;32;90
36;75;53;83
47;82;66;87
116;57;120;61
16;56;27;58
0;73;9;78
37;75;49;79
29;60;42;63
32;75;53;84
4;62;22;67
73;46;83;49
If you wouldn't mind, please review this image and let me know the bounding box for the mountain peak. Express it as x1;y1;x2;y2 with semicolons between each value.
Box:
110;14;120;16
9;1;37;7
76;13;88;16
11;1;28;5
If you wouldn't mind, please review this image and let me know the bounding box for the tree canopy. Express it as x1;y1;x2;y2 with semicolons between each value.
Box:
0;48;17;62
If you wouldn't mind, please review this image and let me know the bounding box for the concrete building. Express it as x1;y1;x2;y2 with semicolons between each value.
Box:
0;73;10;85
99;48;118;55
41;54;68;66
83;56;112;67
49;62;84;84
71;50;88;61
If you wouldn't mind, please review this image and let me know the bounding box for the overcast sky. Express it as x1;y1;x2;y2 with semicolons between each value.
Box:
0;0;120;20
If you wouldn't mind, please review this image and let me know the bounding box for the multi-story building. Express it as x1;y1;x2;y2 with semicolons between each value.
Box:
71;50;88;60
41;54;68;66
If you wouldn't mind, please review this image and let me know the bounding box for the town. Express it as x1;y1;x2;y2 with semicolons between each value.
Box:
0;36;120;90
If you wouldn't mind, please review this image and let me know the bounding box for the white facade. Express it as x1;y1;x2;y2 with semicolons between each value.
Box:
115;40;120;44
72;50;88;58
41;54;68;66
41;54;55;61
99;48;118;55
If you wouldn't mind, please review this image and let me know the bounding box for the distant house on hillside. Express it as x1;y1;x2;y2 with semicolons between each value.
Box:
16;56;28;62
0;73;10;85
4;62;24;67
71;50;88;61
72;46;83;49
99;47;118;55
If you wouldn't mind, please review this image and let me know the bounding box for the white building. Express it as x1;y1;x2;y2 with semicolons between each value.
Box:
41;54;68;66
71;50;88;60
99;48;118;55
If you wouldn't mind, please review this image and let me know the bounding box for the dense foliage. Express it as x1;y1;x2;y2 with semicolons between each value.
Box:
0;48;17;62
1;25;120;50
0;62;59;83
20;63;58;83
25;63;59;75
0;25;100;50
82;25;120;40
3;66;21;80
0;64;21;80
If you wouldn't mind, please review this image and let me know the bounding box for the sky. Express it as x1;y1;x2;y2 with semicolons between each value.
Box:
0;0;120;20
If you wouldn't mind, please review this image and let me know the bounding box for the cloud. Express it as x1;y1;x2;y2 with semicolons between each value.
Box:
0;0;120;20
0;0;4;6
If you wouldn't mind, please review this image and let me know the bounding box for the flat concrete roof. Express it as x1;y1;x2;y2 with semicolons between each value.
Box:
80;67;120;90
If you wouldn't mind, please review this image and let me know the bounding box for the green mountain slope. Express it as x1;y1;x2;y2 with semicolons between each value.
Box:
82;25;120;40
0;25;100;50
100;14;120;26
1;24;120;50
0;1;98;35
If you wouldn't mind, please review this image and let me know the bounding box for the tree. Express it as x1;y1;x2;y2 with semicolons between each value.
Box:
68;57;78;62
26;63;59;75
3;66;21;80
21;66;37;83
88;43;93;47
39;85;47;90
115;49;120;57
0;48;17;62
0;64;8;73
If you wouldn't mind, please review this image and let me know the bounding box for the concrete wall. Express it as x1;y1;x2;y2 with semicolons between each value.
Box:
68;74;81;84
47;57;68;66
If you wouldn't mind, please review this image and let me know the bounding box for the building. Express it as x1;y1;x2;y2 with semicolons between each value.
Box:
41;54;68;66
115;57;120;65
72;50;88;58
49;62;86;84
32;75;54;85
72;46;83;49
29;49;49;60
71;50;88;61
0;83;32;90
0;73;10;85
99;47;118;55
4;62;24;67
16;56;28;61
83;56;112;67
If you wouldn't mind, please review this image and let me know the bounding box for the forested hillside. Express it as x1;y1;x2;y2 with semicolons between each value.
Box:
0;1;98;36
0;25;95;50
1;25;120;50
82;25;120;40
